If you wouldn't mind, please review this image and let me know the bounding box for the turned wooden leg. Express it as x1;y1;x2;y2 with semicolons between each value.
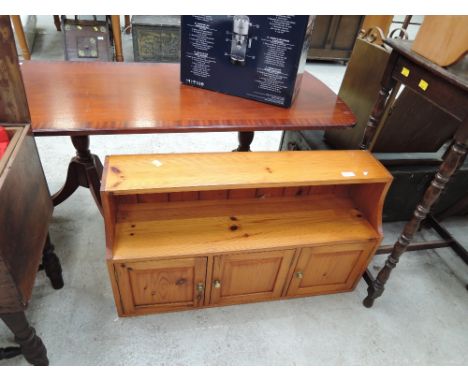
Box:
10;15;31;60
52;135;103;214
363;141;468;307
360;86;393;149
42;234;64;290
0;312;49;366
360;50;398;150
436;149;468;221
53;15;61;31
111;15;124;62
235;131;255;152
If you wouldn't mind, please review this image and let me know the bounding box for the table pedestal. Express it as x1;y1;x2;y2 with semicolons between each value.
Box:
236;131;254;152
52;136;103;214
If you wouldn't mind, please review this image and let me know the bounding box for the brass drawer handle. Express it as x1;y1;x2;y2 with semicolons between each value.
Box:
196;282;204;302
295;271;304;279
213;280;221;289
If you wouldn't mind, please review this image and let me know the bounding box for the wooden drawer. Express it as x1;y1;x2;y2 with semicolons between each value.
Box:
111;257;207;316
210;249;295;306
286;241;376;297
0;125;53;313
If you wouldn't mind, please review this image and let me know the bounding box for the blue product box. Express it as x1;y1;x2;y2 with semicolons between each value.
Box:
180;16;314;108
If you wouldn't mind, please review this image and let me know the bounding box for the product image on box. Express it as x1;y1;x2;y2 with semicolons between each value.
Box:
230;15;250;65
181;15;314;107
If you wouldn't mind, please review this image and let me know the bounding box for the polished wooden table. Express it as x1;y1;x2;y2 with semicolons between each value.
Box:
360;39;468;307
21;61;356;212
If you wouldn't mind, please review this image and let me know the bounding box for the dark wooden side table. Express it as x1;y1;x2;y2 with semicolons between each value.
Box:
21;61;356;214
0;16;64;366
360;39;468;307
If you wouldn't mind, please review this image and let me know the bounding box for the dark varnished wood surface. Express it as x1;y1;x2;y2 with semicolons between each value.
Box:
20;61;356;136
0;16;30;124
385;39;468;92
0;126;53;313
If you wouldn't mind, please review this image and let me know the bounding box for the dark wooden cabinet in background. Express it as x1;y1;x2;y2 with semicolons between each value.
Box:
61;16;113;62
280;130;468;222
308;16;364;62
131;15;181;62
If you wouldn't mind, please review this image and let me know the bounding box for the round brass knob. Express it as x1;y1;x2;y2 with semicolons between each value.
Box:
295;271;304;279
213;280;221;289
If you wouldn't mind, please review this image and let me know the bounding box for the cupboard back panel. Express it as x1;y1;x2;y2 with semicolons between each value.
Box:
115;185;351;205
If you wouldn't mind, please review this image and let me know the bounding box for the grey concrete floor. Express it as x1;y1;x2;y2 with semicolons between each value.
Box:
1;16;468;365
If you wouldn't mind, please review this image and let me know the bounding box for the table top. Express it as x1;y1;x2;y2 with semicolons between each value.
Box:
20;61;356;136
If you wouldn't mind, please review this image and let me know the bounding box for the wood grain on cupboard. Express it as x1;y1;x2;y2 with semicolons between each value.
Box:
103;150;392;316
102;151;391;194
112;194;380;262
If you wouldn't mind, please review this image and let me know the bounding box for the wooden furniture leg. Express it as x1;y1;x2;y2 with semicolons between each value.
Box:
363;140;468;307
41;234;64;290
124;15;131;34
360;50;398;150
111;15;124;62
53;15;61;31
0;311;49;365
10;15;31;60
235;131;255;152
435;149;468;220
51;135;103;214
0;345;22;360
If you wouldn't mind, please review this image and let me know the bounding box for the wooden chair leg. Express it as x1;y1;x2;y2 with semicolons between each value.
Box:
53;15;61;31
124;15;131;34
111;15;124;62
10;15;31;60
0;311;49;366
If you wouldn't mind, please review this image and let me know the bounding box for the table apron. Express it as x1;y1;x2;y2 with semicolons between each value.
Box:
392;56;467;122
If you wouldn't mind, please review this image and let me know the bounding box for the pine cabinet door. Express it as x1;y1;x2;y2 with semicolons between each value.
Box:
286;241;376;296
113;257;207;315
210;249;295;305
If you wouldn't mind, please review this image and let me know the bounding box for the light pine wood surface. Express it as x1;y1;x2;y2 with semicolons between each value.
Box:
102;151;391;194
112;195;379;262
103;151;392;316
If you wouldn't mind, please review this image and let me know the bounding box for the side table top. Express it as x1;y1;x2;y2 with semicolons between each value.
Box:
20;61;356;136
385;39;468;93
